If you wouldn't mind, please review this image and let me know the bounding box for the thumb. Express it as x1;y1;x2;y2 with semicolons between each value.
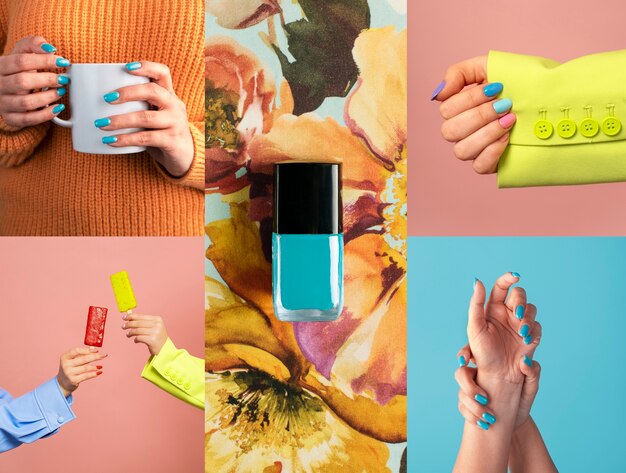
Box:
468;278;487;337
433;56;488;102
12;35;56;54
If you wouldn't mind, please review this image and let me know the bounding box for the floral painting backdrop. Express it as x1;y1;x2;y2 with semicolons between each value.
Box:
205;1;407;471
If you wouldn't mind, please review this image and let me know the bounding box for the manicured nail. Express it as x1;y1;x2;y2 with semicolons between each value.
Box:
476;420;490;430
473;277;479;289
52;104;65;114
519;324;530;337
482;412;497;424
56;57;70;67
431;80;445;101
102;136;118;144
41;43;56;53
97;371;103;376
515;305;524;320
122;313;128;320
474;393;488;405
96;365;103;369
103;91;120;103
458;355;466;367
493;98;513;114
524;355;533;367
524;334;533;345
511;272;521;278
126;61;142;71
483;82;503;97
499;112;517;128
58;75;69;85
94;117;111;128
57;87;66;97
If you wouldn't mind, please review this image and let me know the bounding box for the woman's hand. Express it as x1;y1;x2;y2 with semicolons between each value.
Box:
122;313;168;356
432;56;515;174
56;347;107;398
96;61;193;177
0;36;70;129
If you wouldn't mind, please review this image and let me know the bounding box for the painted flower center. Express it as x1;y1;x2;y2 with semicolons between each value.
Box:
382;144;407;260
205;85;241;152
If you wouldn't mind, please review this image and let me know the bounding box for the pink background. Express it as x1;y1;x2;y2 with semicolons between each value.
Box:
410;0;626;235
0;238;204;472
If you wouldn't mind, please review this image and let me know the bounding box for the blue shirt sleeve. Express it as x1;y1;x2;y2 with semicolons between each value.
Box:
0;378;76;453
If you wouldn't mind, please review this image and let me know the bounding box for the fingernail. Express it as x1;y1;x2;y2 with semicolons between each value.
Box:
102;136;118;144
96;365;103;369
524;334;533;345
458;355;466;367
519;324;530;337
499;113;517;128
103;91;120;103
57;87;66;97
483;82;503;97
473;277;479;289
89;347;97;352
126;61;142;71
431;80;445;101
56;57;70;67
515;305;524;320
524;355;533;367
97;371;103;376
58;75;70;85
41;43;56;53
94;117;111;128
474;394;488;405
493;98;513;114
122;323;127;329
52;104;65;114
482;412;497;424
476;420;490;430
122;314;128;320
511;272;521;278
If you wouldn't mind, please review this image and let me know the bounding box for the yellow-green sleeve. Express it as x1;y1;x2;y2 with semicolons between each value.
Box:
141;337;204;409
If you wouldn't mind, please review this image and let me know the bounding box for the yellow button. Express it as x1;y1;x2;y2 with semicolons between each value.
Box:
602;117;622;136
184;382;191;390
580;118;599;138
534;120;553;139
557;119;576;139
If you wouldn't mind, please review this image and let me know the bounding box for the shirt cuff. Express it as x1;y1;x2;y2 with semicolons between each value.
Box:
33;378;76;433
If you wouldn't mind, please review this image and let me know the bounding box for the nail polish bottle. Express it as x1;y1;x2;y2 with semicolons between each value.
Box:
272;162;343;322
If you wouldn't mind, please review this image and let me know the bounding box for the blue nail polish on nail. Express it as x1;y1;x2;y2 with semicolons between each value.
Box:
473;277;479;289
519;324;530;337
102;136;118;144
125;61;142;71
458;355;466;367
56;57;70;67
103;91;120;103
524;334;533;345
515;305;524;320
57;87;66;97
511;272;521;278
483;82;503;97
94;117;111;128
58;75;69;85
477;420;490;430
482;412;497;424
474;394;488;405
493;98;513;114
52;104;65;114
41;43;56;53
431;80;445;100
524;355;533;367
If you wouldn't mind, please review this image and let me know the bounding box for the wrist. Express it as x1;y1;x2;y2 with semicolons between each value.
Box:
56;375;71;398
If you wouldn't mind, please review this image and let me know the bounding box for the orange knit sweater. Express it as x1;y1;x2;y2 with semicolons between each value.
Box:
0;0;204;236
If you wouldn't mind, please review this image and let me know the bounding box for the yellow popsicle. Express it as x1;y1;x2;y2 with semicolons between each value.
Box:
110;270;137;313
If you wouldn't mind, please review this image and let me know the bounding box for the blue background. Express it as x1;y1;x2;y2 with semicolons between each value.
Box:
408;237;626;472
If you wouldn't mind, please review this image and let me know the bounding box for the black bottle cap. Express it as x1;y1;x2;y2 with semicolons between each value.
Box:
273;162;342;234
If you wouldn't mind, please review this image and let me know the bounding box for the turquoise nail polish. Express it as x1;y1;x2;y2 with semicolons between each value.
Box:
474;394;488;405
431;80;445;100
126;61;142;71
473;277;479;289
458;355;466;367
103;91;120;103
511;272;521;278
41;43;56;53
515;305;524;320
56;57;70;67
102;136;118;144
524;355;533;367
483;82;503;97
58;75;69;85
493;98;512;114
482;412;497;424
477;420;490;430
52;104;65;114
57;87;66;97
519;324;530;337
94;117;111;128
524;334;533;345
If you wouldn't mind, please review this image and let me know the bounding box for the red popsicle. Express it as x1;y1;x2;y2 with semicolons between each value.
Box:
84;306;108;347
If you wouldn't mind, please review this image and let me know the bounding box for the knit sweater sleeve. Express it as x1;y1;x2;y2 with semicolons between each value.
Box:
0;0;51;168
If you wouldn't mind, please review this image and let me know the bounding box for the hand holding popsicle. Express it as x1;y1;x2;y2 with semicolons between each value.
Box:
56;347;107;398
122;313;168;356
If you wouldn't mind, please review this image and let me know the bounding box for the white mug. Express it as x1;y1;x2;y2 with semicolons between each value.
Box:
51;63;149;155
